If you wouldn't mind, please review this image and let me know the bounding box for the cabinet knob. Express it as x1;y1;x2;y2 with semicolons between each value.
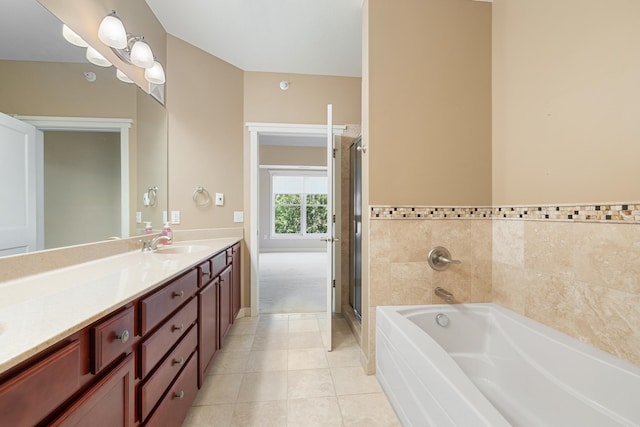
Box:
172;357;184;366
115;330;130;343
173;390;185;400
172;290;184;298
172;324;184;332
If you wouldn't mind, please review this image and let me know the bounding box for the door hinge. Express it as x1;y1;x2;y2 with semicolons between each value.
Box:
332;279;336;288
333;148;337;158
332;214;336;223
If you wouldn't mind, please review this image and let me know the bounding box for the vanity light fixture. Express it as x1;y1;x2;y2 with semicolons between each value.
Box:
144;61;166;85
116;69;134;84
98;12;127;49
62;12;166;86
62;24;88;48
128;38;155;68
86;46;112;67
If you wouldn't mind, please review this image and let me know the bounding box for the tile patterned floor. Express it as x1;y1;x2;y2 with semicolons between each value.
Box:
182;313;401;427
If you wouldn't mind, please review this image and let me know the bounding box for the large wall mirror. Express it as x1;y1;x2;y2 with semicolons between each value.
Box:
0;0;168;256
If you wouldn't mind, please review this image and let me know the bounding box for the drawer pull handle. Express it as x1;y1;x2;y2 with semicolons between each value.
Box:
115;330;130;343
174;390;185;400
172;324;184;332
172;357;185;366
172;290;185;298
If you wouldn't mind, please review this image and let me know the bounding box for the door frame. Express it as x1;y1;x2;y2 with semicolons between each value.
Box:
247;122;346;317
17;116;133;240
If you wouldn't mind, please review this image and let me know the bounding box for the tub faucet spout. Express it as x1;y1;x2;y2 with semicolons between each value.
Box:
435;287;454;303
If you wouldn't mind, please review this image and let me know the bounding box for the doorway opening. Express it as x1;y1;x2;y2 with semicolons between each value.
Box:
247;122;345;351
18;115;132;249
258;151;329;314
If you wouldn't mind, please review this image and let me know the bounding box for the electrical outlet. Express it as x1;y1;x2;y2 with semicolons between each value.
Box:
162;211;168;224
136;212;142;224
171;210;181;224
234;211;244;223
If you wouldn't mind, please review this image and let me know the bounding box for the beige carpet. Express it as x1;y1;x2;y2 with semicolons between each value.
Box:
259;252;327;314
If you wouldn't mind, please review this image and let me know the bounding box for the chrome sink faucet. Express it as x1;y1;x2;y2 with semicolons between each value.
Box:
142;235;172;252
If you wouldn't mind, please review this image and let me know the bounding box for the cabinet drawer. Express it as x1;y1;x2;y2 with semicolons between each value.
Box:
140;325;197;421
0;340;81;426
145;351;198;427
91;305;135;374
211;250;228;278
51;353;135;427
199;259;212;286
140;298;197;378
140;269;198;334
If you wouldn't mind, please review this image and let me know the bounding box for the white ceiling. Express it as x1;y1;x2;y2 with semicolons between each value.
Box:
0;0;86;62
145;0;363;77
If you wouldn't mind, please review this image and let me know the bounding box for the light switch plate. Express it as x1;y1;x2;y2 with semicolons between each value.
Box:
215;193;224;206
234;211;244;223
171;210;181;224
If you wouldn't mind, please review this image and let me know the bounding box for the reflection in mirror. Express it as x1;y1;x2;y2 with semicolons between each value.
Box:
0;0;167;255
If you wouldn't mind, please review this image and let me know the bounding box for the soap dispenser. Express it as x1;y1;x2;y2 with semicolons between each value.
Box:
144;222;153;234
161;222;173;244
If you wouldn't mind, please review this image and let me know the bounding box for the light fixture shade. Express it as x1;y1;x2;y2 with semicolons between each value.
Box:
144;61;166;84
86;46;112;67
62;24;88;48
116;69;134;83
130;40;154;68
98;15;127;49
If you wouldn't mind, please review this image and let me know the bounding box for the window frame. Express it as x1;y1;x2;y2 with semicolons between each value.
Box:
269;170;328;239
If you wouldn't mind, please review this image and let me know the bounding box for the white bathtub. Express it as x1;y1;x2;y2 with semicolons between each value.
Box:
376;303;640;427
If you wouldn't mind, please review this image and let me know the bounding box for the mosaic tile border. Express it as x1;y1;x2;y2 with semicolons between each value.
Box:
370;203;640;224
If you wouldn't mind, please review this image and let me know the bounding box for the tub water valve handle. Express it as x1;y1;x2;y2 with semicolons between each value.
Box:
428;246;461;271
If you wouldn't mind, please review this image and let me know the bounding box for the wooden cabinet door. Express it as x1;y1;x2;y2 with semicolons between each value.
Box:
0;340;81;427
218;265;232;347
51;353;135;427
198;278;219;387
230;243;241;320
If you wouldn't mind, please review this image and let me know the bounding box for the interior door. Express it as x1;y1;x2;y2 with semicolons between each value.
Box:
0;112;38;256
324;104;336;351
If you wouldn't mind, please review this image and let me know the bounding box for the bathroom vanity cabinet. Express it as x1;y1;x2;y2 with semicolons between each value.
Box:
0;240;242;427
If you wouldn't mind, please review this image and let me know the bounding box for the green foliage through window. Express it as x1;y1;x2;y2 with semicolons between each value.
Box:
273;192;327;235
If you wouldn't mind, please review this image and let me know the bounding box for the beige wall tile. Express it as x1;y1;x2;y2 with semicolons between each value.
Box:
492;219;524;267
524;221;575;281
572;223;640;294
365;216;639;370
492;261;527;314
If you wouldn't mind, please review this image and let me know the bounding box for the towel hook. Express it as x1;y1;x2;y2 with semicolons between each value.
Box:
147;186;158;207
192;186;211;207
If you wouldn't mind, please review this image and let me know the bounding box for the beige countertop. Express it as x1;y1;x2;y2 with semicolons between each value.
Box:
0;237;240;375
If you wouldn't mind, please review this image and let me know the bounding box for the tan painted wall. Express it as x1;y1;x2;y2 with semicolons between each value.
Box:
244;72;361;125
0;60;136;118
366;0;492;206
259;145;327;167
44;131;121;248
166;35;244;230
38;0;166;91
136;89;168;232
492;0;640;205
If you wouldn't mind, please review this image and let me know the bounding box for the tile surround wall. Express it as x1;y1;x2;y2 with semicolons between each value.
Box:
366;217;493;373
366;204;640;372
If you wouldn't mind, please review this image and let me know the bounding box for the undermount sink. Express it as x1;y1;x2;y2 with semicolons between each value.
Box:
153;244;210;255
